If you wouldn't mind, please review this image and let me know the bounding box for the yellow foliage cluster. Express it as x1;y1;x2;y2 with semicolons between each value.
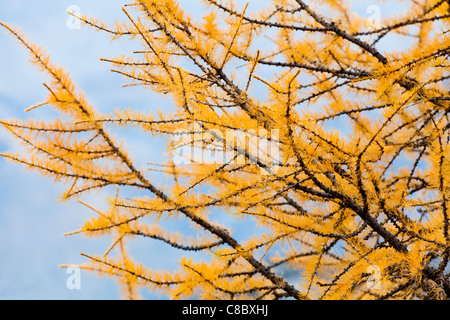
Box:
1;0;449;299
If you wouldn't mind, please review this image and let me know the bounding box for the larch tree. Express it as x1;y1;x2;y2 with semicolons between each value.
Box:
1;0;450;300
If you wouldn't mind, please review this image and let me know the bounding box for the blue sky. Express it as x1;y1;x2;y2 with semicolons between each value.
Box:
0;0;251;300
0;0;180;300
0;0;410;300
